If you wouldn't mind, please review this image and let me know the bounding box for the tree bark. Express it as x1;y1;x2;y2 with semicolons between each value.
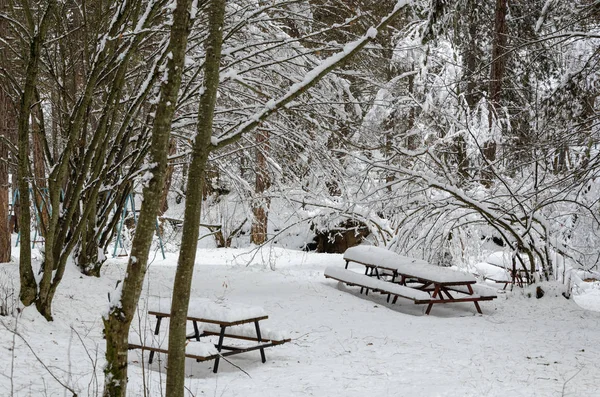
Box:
102;0;194;395
0;0;11;263
159;137;177;216
32;101;49;236
0;90;11;263
165;1;226;395
17;1;55;306
250;129;271;244
482;0;508;187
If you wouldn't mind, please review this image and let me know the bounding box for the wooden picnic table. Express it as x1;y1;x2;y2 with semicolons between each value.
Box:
129;298;290;373
340;246;496;314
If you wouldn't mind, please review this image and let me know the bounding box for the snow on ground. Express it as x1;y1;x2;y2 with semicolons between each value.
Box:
1;245;600;396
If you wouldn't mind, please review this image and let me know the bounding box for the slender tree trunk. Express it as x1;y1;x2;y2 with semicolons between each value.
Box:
0;90;11;263
102;1;194;395
0;0;11;263
456;0;480;181
250;129;271;244
32;102;49;236
482;0;508;187
165;1;226;395
159;137;177;215
17;1;55;306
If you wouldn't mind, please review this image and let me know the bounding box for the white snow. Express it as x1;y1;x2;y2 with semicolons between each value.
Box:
185;340;219;358
344;245;476;284
149;297;267;323
472;261;512;281
343;245;429;268
324;266;431;301
201;322;290;342
1;245;600;396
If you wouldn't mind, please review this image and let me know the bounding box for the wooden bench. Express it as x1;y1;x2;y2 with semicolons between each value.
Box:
324;266;432;304
129;340;219;362
129;298;291;373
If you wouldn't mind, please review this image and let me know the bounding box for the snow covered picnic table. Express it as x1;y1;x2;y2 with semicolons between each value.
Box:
129;298;291;373
480;251;536;288
324;246;496;315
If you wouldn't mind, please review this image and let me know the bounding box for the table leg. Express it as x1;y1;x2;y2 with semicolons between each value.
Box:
213;325;227;373
192;321;201;341
254;321;267;363
426;285;440;315
360;267;369;294
149;315;163;364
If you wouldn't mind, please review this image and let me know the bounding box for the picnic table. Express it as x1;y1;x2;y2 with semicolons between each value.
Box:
325;246;496;315
129;298;290;373
483;251;534;287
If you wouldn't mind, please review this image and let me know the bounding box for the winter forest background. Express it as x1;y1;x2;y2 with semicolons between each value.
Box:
0;0;599;396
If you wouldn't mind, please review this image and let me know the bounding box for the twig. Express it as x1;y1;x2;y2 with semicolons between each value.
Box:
70;325;99;397
216;354;252;378
562;365;584;397
1;320;79;396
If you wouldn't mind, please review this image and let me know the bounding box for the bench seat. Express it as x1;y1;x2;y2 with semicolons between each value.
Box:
129;340;219;362
324;266;431;302
199;322;290;344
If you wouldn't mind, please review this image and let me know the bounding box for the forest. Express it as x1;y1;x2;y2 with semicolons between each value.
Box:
0;0;599;396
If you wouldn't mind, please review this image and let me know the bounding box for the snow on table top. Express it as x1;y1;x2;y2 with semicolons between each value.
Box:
344;246;476;284
486;251;532;270
324;266;431;301
344;246;428;268
473;262;511;281
148;298;267;324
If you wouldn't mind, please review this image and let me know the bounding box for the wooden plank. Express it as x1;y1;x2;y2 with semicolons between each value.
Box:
128;343;217;362
199;330;291;344
324;267;431;301
129;339;290;361
148;310;268;327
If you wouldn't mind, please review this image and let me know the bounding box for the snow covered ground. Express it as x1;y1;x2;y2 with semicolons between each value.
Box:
1;245;600;396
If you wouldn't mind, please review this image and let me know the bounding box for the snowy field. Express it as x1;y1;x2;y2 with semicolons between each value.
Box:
1;246;600;397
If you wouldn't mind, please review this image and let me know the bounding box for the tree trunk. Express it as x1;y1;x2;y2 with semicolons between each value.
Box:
17;1;55;307
0;89;11;263
165;1;226;396
250;129;271;245
102;0;194;395
0;0;11;263
32;101;49;236
482;0;508;187
159;137;177;215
